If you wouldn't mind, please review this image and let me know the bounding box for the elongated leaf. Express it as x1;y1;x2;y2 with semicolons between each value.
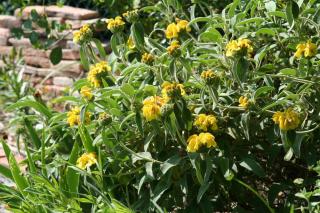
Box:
131;22;145;50
9;153;29;197
254;86;274;100
240;157;265;177
110;35;119;56
6;99;52;119
78;124;94;152
80;46;90;70
0;164;13;180
92;38;106;59
24;118;41;149
67;141;80;197
160;155;181;175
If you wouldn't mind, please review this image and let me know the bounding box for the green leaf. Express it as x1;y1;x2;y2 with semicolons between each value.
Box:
92;38;106;59
0;164;13;180
218;157;234;181
256;28;276;36
197;182;211;204
110;34;120;56
160;155;181;175
131;22;145;50
199;28;222;42
232;57;248;83
279;68;296;76
121;83;135;97
24;118;41;149
236;17;265;26
78;124;94;152
9;152;29;197
265;1;276;12
254;86;274;100
239;157;265;177
6;98;52;119
50;47;62;65
23;140;36;174
80;46;90;71
67;141;80;197
29;31;39;46
286;0;299;26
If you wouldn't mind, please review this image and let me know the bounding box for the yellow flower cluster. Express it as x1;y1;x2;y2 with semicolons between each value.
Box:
167;40;181;55
238;96;249;108
73;24;92;44
272;108;300;131
76;152;97;170
165;19;191;39
106;16;125;32
201;70;216;79
161;81;186;101
142;96;166;121
294;40;317;58
67;107;91;126
194;114;218;131
127;36;135;49
141;53;155;64
80;86;93;100
122;9;139;22
87;61;111;88
226;38;253;57
187;133;217;152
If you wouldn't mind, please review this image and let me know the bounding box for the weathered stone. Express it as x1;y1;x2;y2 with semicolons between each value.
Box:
9;38;33;48
0;46;13;56
0;60;4;68
14;6;46;19
23;48;47;58
24;56;51;68
53;60;83;74
53;76;74;87
0;15;21;28
46;6;99;20
46;49;79;60
0;28;10;46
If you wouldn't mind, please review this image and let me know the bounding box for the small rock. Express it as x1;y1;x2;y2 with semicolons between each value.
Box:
46;6;99;20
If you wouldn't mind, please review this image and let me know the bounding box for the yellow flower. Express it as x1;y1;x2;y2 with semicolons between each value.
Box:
142;96;166;121
226;38;253;57
165;23;179;39
161;81;185;101
304;40;317;57
87;61;111;88
294;40;317;58
167;40;181;56
272;108;300;131
67;107;91;126
141;53;155;64
176;19;191;33
187;134;201;152
187;133;217;152
106;16;125;33
194;114;218;131
76;152;97;170
238;96;249;108
127;36;135;49
73;24;92;44
198;132;217;148
80;86;93;100
201;70;216;79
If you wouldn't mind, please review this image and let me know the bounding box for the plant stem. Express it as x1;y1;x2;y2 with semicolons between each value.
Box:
234;178;274;213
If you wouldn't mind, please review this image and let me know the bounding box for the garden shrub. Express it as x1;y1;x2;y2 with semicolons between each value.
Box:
1;0;320;212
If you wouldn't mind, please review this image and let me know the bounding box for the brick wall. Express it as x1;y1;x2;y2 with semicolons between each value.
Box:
0;6;106;100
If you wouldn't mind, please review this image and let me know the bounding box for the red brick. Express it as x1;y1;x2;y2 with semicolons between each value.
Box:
24;56;51;68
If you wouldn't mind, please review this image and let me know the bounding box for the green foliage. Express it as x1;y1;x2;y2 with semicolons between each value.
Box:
1;0;320;212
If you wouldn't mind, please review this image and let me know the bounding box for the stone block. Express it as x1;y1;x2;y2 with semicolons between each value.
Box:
46;6;99;20
53;76;74;87
0;15;21;28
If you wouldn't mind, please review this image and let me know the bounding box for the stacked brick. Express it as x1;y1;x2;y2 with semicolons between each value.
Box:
0;6;100;99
